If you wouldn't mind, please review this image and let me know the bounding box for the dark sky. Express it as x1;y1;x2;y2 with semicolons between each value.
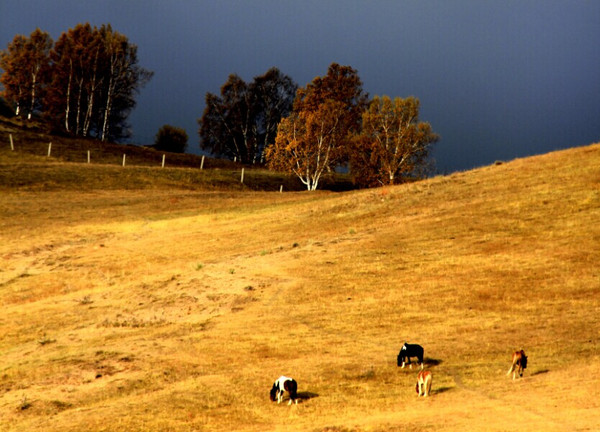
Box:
1;1;599;173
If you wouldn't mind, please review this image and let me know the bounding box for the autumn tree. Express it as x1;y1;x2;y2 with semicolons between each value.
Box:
350;95;439;187
0;29;53;119
198;67;296;164
153;124;188;153
266;63;367;190
97;25;152;142
0;24;152;141
45;23;152;141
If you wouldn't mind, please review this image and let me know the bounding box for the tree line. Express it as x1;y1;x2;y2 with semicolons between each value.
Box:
1;26;439;190
200;63;439;189
0;25;152;142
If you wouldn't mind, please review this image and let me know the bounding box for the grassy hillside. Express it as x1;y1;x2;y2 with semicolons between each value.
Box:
0;138;598;431
0;117;352;192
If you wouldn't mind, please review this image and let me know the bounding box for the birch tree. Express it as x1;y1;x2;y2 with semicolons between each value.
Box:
349;96;439;187
267;100;349;190
45;23;152;141
266;63;367;190
199;68;296;164
0;35;27;116
250;67;297;163
98;24;152;142
0;29;52;119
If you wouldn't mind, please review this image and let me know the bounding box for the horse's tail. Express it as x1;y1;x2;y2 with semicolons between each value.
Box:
507;351;519;375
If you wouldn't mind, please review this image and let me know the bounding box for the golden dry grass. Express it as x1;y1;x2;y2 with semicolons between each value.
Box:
1;143;599;431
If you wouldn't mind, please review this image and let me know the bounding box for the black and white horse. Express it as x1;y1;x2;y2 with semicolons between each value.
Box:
270;376;298;405
397;342;424;369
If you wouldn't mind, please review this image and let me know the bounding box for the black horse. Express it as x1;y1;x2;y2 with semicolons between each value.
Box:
397;342;424;369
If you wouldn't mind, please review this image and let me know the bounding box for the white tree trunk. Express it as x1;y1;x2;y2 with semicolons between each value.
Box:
64;60;72;132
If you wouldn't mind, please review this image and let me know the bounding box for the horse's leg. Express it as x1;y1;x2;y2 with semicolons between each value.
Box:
507;360;516;377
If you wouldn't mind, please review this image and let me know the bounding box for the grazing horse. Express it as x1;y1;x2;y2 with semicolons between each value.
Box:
397;343;424;369
415;370;433;397
270;376;298;405
506;349;528;380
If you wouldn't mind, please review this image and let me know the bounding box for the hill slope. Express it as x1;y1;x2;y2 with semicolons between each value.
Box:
0;117;352;192
0;143;599;431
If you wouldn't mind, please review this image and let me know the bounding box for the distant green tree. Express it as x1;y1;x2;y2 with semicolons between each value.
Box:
153;125;188;153
198;67;297;164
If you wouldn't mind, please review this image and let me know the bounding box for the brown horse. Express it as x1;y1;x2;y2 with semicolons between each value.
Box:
415;370;433;397
506;349;528;380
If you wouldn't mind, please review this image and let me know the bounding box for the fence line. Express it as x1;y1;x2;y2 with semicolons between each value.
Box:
4;133;289;191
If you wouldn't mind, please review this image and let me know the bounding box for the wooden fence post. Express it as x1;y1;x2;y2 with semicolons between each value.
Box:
240;168;245;183
87;150;91;163
9;134;14;151
122;154;126;167
162;154;166;168
280;185;283;193
47;142;52;157
200;155;205;170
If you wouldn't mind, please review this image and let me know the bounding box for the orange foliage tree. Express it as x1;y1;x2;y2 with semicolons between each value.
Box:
1;24;152;142
0;29;53;119
349;96;439;187
266;63;367;190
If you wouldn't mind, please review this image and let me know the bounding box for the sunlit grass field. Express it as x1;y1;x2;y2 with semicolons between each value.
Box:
1;141;598;431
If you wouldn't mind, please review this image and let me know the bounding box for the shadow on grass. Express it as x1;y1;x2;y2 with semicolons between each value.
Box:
433;386;454;395
530;369;549;377
424;357;443;367
297;391;319;401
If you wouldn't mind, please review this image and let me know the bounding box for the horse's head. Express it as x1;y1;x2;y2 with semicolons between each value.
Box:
269;384;278;402
520;352;528;370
